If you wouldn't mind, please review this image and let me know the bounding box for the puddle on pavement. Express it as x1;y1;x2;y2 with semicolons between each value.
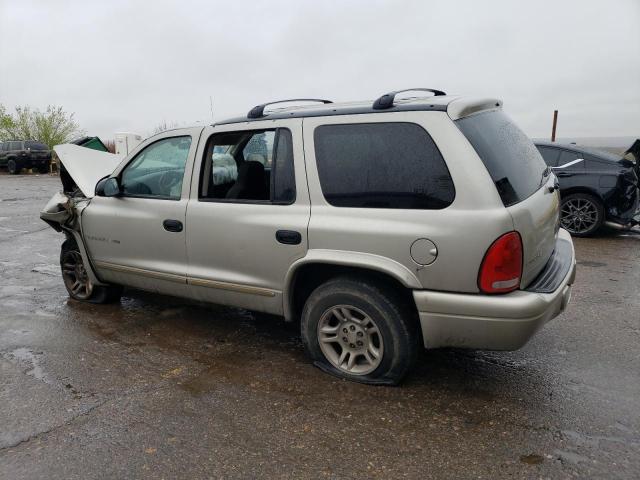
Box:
519;453;544;465
4;347;47;382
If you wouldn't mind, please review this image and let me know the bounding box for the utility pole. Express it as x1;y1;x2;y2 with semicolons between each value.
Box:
209;96;214;122
551;110;558;142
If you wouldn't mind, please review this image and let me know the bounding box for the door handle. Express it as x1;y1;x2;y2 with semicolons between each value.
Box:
276;230;302;245
163;219;183;233
555;172;573;177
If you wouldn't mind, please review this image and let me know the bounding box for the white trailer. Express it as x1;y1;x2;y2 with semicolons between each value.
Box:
115;132;143;156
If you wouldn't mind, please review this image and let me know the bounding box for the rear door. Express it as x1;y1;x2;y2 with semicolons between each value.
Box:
456;110;559;286
184;119;309;314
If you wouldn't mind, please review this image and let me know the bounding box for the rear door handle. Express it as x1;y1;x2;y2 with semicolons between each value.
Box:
556;172;573;177
163;219;183;232
276;230;301;245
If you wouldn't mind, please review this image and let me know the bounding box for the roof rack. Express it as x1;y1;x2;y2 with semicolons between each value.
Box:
372;88;446;110
247;99;333;119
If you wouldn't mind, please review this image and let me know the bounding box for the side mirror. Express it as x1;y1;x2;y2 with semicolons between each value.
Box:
95;177;121;197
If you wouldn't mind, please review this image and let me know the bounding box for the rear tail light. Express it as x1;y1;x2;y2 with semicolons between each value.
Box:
478;231;523;294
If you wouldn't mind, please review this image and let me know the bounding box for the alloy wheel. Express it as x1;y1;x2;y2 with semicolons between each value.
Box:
560;198;599;235
317;305;383;375
61;250;93;300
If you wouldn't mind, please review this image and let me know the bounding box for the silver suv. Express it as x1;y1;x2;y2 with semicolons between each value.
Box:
42;89;576;385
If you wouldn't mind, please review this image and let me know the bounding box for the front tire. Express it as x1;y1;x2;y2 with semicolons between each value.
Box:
301;277;419;385
60;238;122;303
560;193;604;237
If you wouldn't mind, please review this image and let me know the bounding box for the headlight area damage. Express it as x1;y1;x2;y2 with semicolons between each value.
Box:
40;144;124;286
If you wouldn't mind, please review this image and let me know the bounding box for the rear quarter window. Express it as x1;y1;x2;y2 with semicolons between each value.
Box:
456;111;547;206
313;122;455;209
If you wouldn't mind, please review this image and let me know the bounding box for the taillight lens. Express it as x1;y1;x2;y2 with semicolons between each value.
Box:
478;231;523;294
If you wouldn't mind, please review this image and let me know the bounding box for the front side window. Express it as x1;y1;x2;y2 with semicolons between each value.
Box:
121;136;191;199
200;128;295;204
313;122;455;209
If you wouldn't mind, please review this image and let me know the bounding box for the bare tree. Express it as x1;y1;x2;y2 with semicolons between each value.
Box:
103;139;116;153
152;120;180;136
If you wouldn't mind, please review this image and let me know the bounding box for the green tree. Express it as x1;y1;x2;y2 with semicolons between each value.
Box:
0;104;84;148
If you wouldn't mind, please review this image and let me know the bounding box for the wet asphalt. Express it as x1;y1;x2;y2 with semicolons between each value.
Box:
0;173;639;479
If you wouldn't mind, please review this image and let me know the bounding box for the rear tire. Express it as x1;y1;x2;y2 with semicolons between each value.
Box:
7;159;19;175
60;238;122;303
560;193;604;237
301;276;419;385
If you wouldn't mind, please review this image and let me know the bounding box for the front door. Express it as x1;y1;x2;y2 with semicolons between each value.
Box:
82;128;201;295
185;120;309;315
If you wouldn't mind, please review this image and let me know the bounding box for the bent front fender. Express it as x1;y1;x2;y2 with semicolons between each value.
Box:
40;192;107;287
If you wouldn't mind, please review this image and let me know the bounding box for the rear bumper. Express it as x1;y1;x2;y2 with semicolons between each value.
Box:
413;229;576;350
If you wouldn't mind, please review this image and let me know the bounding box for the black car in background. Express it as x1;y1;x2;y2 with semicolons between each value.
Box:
535;141;639;236
0;140;51;174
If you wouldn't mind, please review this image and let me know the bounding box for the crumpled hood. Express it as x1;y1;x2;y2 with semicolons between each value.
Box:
54;144;123;197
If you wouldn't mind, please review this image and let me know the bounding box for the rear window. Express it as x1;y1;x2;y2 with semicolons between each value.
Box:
25;141;48;150
313;123;455;209
456;111;547;206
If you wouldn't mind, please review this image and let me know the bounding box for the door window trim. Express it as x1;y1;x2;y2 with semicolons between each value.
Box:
197;127;296;206
118;135;192;201
312;121;455;209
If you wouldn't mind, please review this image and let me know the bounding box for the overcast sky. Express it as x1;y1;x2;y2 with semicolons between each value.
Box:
1;0;638;141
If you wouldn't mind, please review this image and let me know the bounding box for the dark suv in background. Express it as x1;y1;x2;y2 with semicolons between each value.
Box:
0;140;51;174
535;141;639;236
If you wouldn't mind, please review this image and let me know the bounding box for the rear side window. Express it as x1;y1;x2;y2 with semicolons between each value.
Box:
537;146;561;167
456;111;547;206
557;150;585;169
313;123;455;209
199;128;296;204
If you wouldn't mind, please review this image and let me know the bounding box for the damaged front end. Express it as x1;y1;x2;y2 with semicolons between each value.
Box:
40;143;123;232
40;187;107;286
40;191;87;232
40;144;124;286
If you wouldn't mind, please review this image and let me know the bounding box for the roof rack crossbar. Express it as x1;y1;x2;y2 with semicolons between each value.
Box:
247;99;333;119
372;88;446;110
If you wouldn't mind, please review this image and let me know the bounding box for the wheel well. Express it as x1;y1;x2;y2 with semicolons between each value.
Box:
288;263;419;323
560;187;603;203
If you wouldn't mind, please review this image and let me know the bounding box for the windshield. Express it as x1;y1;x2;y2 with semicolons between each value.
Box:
456;110;547;207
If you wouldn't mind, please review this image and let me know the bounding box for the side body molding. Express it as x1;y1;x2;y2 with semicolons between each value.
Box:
283;249;422;321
